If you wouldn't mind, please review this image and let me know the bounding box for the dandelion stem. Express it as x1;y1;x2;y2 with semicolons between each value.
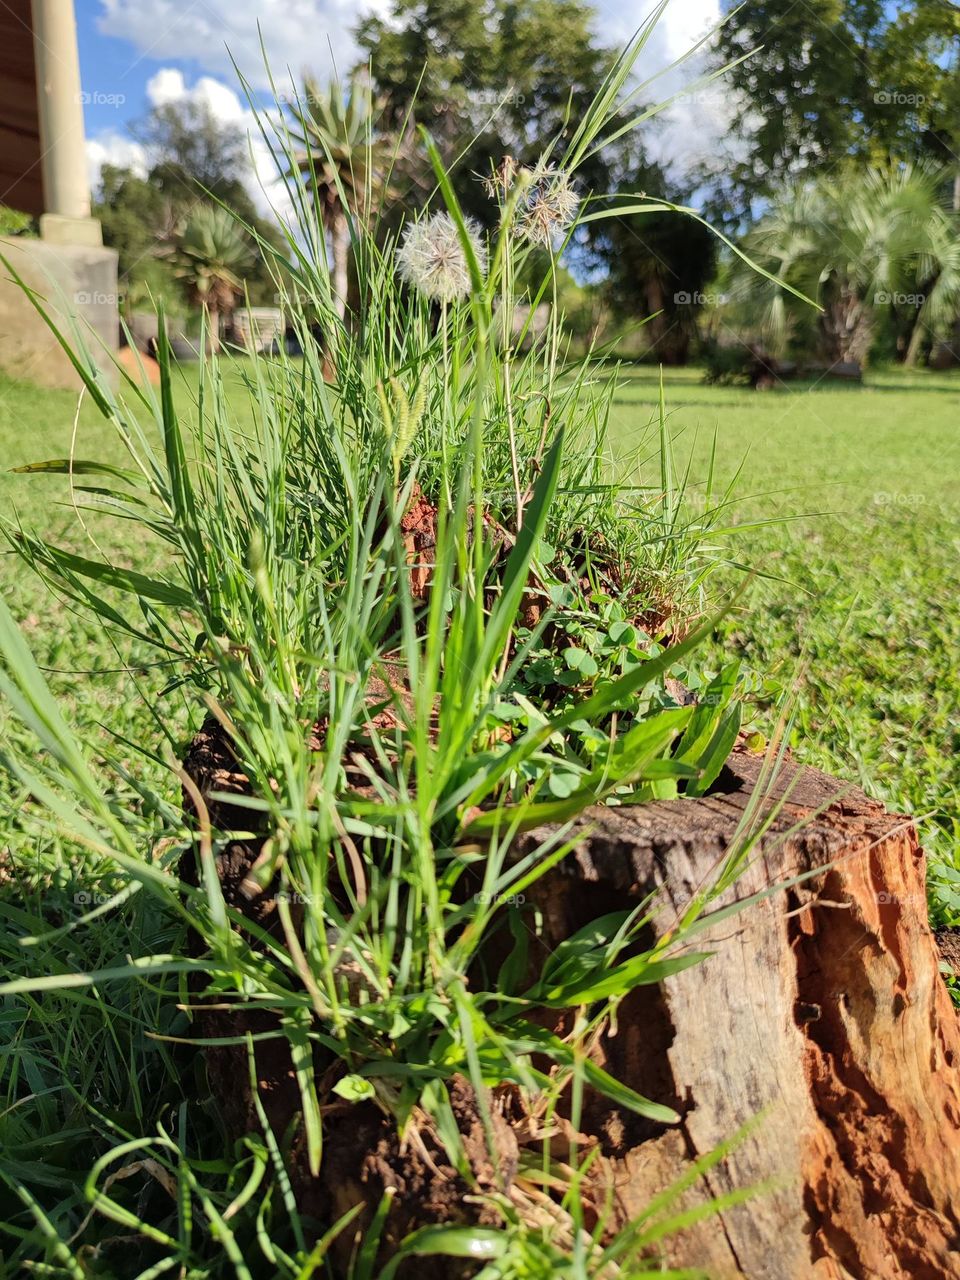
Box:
501;234;524;531
440;298;452;509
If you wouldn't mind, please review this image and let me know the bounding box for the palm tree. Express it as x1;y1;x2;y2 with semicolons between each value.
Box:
734;164;960;367
286;72;391;319
905;205;960;365
171;205;255;354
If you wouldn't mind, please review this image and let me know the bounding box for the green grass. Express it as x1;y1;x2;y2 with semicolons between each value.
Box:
0;361;254;727
1;351;957;1275
608;363;960;924
4;360;957;923
2;22;957;1266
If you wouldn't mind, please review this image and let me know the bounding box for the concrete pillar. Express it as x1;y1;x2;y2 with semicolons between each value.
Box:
0;0;120;389
30;0;102;246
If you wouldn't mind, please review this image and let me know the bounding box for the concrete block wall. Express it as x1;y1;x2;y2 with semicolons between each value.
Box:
0;235;119;389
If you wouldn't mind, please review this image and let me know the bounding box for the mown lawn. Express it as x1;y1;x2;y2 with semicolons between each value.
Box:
1;361;958;921
0;365;251;868
608;364;960;923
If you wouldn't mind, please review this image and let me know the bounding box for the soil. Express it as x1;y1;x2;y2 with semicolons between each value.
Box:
299;1076;519;1277
936;927;960;978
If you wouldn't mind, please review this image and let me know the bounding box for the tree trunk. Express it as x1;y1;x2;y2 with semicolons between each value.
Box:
904;314;927;367
515;749;960;1279
329;207;349;321
206;302;221;356
903;274;941;367
820;287;871;367
183;734;960;1278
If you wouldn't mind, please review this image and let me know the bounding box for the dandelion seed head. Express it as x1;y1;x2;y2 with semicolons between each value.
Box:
396;212;487;302
481;155;520;202
517;166;580;247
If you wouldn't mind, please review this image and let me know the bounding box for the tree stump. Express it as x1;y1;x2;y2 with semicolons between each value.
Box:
517;749;960;1279
183;729;960;1277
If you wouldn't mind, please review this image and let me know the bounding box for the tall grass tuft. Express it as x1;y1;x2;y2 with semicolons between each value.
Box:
0;10;769;1274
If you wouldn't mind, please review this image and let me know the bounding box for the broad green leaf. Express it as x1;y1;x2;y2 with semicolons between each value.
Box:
581;1057;680;1124
378;1226;508;1280
8;532;193;609
332;1074;376;1103
687;706;742;798
539;948;713;1007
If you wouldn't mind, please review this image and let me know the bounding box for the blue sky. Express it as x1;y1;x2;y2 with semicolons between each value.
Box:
73;0;726;200
75;0;303;137
77;6;152;137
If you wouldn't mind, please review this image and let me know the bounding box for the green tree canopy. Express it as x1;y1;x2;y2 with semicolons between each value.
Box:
133;97;249;195
713;0;960;215
169;204;256;352
354;0;648;248
95;98;288;317
731;162;960;364
286;71;394;317
603;178;719;365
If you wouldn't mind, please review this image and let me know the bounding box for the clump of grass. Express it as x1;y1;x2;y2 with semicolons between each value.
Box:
0;10;766;1274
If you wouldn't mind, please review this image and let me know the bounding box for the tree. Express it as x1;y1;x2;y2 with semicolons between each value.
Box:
96;96;289;315
354;0;646;256
286;72;392;318
711;0;872;216
732;164;960;365
170;205;255;353
711;1;960;215
134;98;248;196
95;165;178;282
355;0;731;341
872;1;960;205
603;168;719;365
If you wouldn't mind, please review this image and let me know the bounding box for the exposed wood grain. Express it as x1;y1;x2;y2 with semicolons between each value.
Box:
0;0;43;216
518;751;960;1279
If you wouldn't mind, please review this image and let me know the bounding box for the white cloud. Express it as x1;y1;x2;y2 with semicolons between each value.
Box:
87;66;293;224
601;0;720;59
86;130;147;193
612;1;737;178
152;68;295;221
92;0;733;187
145;67;248;123
96;0;721;97
96;0;382;90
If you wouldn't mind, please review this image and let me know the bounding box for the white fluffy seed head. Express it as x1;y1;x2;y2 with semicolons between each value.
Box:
396;212;487;302
517;166;580;247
